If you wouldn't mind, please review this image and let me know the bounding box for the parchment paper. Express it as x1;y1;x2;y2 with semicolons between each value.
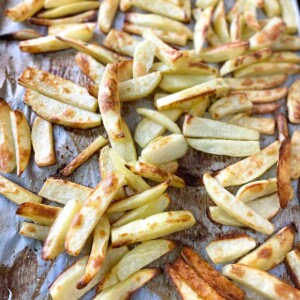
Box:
0;1;300;299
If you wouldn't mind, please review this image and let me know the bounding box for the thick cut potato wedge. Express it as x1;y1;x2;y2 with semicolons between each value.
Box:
24;89;101;129
0;99;16;173
5;0;44;22
206;233;256;264
39;177;92;205
230;12;244;42
0;29;43;40
183;115;259;141
238;225;295;270
263;0;280;17
19;67;97;112
0;175;42;205
214;141;280;187
213;0;230;44
286;249;300;289
111;211;196;247
181;246;245;300
291;131;300;179
222;264;300;300
278;0;297;34
19;222;49;241
32;117;56;167
65;172;125;256
42;199;82;260
98;0;119;33
48;23;94;35
288;79;300;124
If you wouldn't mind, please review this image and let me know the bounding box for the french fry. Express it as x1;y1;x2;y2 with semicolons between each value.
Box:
49;246;129;300
188;97;209;117
213;0;230;43
183;115;259;141
24;89;101;129
238;225;295;270
65;172;125;256
206;233;256;264
187;139;260;157
195;0;219;9
0;175;42;205
117;60;133;82
222;264;300;299
96;265;119;292
120;0;132;11
271;34;300;51
19;67;98;112
278;0;297;34
28;10;97;25
286;249;300;289
42;199;82;260
220;47;272;77
181;246;245;300
158;161;179;173
206;26;222;46
229;113;275;135
214;141;280;187
94;269;160;300
0;29;43;40
0;99;16;173
38;177;92;205
276;113;289;143
16;202;61;225
244;0;260;31
203;173;274;234
125;161;185;188
77;214;110;288
266;51;300;64
251;103;280;114
47;23;94;35
98;0;119;33
5;0;44;22
291;131;300;179
288;79;300;124
103;29;140;57
226;0;244;22
263;0;280;17
132;40;156;78
10;111;31;176
230;13;244;42
60;136;108;177
44;0;91;8
19;222;49;241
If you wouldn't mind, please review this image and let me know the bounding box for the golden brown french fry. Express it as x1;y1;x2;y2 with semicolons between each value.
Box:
5;0;44;22
288;79;300;124
213;0;230;43
98;0;119;33
65;172;125;256
19;222;49;241
0;99;16;173
263;0;280;17
291;131;300;179
244;0;260;31
60;136;108;177
286;249;300;289
0;29;43;40
181;246;245;300
251;103;281;114
278;0;297;34
276;113;289;143
271;34;300;51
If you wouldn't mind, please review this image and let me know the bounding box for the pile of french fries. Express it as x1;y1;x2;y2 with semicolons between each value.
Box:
2;0;300;299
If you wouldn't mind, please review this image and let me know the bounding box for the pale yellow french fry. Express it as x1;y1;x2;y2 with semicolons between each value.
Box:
213;0;230;43
188;97;209;117
19;222;49;241
266;51;300;64
133;40;156;78
206;26;223;46
65;172;125;256
47;23;96;35
98;0;119;33
194;7;213;55
244;0;260;31
42;199;82;260
60;136;108;177
181;0;191;22
108;181;169;213
16;202;61;225
117;60;133;82
188;139;260;157
44;0;91;9
151;62;171;73
49;246;129;300
19;67;97;112
220;47;272;77
206;234;256;264
288;79;300;124
103;29;140;57
39;177;92;205
214;141;280;187
96;265;119;292
286;249;300;289
278;0;297;34
0;99;16;173
125;161;185;188
5;0;44;22
183;115;259;141
203;173;274;234
24;89;101;129
271;34;300;51
0;29;43;40
226;0;244;22
77;214;110;289
111;210;196;247
263;0;280;17
28;10;97;25
195;0;219;9
291;131;300;179
238;225;295;270
230;13;244;42
222;264;300;299
37;2;100;18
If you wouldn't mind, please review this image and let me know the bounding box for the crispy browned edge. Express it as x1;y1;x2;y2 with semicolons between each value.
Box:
276;113;290;143
251;103;281;114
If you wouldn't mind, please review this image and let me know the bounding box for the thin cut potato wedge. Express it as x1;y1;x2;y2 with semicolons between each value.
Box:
183;115;259;141
286;249;300;289
222;264;300;300
230;13;244;42
187;139;260;157
288;79;300;124
16;202;61;225
18;67;98;112
98;0;119;33
271;34;300;51
0;99;16;173
291;131;300;179
181;246;245;300
0;175;42;205
24;89;101;129
244;0;260;31
42;199;82;260
206;233;256;264
111;211;196;247
263;0;280;17
32;117;56;167
0;29;43;40
214;141;280;187
19;222;49;241
60;136;108;177
278;0;297;34
238;225;295;270
213;0;230;43
38;177;92;205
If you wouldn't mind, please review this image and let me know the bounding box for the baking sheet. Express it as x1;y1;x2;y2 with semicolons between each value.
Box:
0;1;300;299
